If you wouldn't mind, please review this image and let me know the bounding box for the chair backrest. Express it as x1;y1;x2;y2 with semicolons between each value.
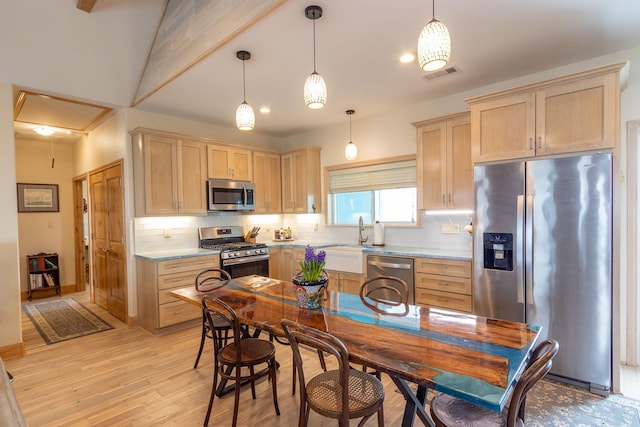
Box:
281;319;352;424
201;295;243;359
507;338;559;426
195;268;231;292
359;275;410;315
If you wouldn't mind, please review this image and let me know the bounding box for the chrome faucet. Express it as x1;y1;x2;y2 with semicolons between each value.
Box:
358;216;368;246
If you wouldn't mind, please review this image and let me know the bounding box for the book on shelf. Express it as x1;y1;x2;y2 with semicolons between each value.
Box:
44;273;57;287
30;274;43;289
44;258;58;269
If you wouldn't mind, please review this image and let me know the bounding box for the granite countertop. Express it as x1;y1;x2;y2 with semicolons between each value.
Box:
135;243;471;262
135;248;219;261
267;241;471;261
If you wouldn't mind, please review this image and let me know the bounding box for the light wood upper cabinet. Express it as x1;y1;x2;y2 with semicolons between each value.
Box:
253;150;281;213
207;144;252;181
281;147;321;213
414;112;472;210
131;129;207;216
467;62;626;163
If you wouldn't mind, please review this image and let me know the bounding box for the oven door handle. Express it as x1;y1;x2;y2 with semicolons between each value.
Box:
222;254;270;266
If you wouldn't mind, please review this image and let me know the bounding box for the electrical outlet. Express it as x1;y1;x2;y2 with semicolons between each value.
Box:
441;223;460;234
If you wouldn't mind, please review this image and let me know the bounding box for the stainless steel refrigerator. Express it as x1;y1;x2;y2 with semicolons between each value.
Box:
473;153;612;395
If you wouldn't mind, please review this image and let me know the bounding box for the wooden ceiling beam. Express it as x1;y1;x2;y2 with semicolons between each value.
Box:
77;0;97;13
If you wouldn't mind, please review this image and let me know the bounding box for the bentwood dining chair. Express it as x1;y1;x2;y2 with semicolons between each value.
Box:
193;269;233;369
430;338;559;427
202;295;279;427
282;319;385;427
359;275;410;314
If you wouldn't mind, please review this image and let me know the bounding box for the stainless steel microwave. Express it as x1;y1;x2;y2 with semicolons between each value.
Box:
207;179;255;211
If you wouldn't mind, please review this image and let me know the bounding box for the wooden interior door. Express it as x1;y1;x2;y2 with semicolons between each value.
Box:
89;160;127;322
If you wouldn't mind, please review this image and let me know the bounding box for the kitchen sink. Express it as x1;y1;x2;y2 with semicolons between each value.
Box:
322;245;365;274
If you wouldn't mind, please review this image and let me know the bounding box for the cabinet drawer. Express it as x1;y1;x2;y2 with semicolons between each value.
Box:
158;287;187;304
414;258;471;278
157;255;217;275
416;289;472;313
415;273;471;295
158;270;201;290
159;300;200;327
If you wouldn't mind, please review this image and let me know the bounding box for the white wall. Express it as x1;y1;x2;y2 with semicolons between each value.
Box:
15;139;75;291
0;82;22;350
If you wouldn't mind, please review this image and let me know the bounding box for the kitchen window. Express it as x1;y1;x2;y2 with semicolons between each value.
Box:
326;157;417;226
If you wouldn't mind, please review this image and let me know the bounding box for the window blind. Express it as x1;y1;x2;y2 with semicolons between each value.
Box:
328;159;416;193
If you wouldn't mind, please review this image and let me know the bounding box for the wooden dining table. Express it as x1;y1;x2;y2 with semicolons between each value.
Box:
170;274;541;427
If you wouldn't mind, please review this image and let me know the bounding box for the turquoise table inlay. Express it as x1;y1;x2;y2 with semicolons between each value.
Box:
172;275;541;426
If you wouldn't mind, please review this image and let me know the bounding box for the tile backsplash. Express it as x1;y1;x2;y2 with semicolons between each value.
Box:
134;212;473;253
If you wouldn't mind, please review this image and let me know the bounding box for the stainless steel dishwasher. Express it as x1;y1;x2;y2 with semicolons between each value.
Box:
366;255;415;304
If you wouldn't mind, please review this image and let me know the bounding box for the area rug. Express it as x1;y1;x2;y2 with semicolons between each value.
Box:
525;379;640;426
23;298;113;345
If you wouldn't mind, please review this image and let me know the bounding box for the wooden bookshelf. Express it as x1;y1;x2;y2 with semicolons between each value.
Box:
27;253;60;300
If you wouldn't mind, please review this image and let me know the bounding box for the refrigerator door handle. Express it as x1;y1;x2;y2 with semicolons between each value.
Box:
516;195;525;305
525;194;534;305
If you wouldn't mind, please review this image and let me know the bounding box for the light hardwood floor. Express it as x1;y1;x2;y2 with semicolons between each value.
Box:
6;292;413;426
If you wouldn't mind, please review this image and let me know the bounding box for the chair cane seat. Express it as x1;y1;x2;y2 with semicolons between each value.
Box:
219;338;276;366
429;339;558;427
429;393;523;427
307;368;385;419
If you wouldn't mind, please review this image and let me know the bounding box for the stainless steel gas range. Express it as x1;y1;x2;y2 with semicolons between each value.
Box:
199;226;269;278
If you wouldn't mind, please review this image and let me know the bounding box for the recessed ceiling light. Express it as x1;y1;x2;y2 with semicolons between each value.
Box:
33;126;55;136
400;53;416;63
259;106;271;113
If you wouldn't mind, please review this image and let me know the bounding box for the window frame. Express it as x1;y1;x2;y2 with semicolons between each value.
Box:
323;154;420;228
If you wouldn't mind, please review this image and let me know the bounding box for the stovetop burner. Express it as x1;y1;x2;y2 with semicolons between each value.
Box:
199;226;268;261
200;241;267;251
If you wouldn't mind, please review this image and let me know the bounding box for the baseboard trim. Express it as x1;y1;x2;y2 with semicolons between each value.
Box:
0;342;25;360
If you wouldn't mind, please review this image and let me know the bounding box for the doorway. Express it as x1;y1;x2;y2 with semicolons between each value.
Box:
73;159;128;323
73;175;90;296
89;160;127;323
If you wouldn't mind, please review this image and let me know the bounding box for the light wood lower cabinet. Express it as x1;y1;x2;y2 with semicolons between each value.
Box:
268;247;304;281
415;257;472;313
136;254;218;333
326;271;365;295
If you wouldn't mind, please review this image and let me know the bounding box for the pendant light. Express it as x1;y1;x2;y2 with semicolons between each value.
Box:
304;5;327;109
235;50;255;131
417;0;451;72
344;110;357;160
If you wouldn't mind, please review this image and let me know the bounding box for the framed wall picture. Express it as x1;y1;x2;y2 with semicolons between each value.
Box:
17;183;59;212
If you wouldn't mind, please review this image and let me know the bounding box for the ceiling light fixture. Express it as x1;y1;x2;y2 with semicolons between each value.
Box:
417;0;451;72
235;50;255;131
344;109;357;160
400;53;416;63
33;125;55;136
304;5;327;109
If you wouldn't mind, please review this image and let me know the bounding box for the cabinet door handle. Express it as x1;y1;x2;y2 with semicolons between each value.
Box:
448;194;452;203
529;137;534;149
537;136;542;149
442;194;446;203
101;247;109;252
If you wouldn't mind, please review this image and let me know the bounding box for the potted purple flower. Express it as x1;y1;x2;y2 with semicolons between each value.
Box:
292;245;328;309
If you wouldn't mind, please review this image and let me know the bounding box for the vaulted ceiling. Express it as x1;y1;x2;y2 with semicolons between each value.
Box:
4;0;640;142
